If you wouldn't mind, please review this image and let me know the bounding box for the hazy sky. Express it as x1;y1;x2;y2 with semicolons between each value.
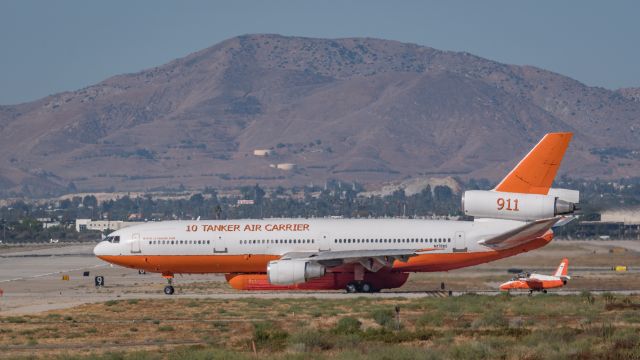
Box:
1;1;638;105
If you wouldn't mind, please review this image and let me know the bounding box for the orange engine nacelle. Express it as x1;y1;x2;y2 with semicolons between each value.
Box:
225;271;409;291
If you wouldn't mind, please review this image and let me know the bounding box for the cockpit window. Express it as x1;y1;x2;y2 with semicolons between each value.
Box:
104;236;120;243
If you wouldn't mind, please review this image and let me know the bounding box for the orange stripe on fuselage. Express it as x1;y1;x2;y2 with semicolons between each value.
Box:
97;232;554;275
97;254;281;274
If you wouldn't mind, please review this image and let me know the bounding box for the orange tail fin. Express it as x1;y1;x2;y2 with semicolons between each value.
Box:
554;258;569;277
494;132;573;195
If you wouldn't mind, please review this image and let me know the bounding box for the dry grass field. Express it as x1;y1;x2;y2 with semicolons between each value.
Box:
1;240;639;359
1;293;640;359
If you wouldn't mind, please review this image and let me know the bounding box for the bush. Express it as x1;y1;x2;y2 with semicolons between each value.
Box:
448;340;490;360
252;322;288;351
416;311;444;327
167;347;252;360
289;329;333;351
471;309;508;329
371;309;394;327
333;317;362;334
6;316;27;323
581;291;595;304
611;328;640;349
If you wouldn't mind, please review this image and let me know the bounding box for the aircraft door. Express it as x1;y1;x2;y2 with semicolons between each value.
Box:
130;233;141;253
214;235;228;254
318;233;331;251
453;231;467;253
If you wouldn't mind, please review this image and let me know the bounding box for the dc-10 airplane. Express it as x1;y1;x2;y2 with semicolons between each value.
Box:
94;132;579;294
500;258;570;294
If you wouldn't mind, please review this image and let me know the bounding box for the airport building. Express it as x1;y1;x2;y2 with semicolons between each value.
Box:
561;211;640;240
75;219;138;232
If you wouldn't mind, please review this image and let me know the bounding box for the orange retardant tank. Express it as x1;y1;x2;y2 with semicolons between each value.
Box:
226;271;409;291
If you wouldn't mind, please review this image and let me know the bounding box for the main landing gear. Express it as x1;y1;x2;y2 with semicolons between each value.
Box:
346;281;377;293
163;274;175;295
528;289;548;296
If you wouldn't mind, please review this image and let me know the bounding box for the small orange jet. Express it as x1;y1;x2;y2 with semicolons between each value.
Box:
499;258;569;294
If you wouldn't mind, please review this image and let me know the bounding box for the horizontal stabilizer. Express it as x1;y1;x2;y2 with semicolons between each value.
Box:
552;216;577;228
478;217;562;250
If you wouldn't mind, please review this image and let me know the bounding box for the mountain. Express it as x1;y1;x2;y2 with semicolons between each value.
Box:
0;34;639;197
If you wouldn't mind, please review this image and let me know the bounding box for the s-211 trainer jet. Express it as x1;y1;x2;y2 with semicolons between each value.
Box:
500;258;570;294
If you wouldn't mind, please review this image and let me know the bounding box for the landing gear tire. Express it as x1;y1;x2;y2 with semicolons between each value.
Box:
164;285;175;295
542;289;548;294
360;282;374;293
346;282;358;293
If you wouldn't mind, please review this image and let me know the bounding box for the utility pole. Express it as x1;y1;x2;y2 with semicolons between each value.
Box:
2;218;5;243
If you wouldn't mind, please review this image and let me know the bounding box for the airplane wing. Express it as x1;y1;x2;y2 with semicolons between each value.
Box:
280;248;437;272
478;217;562;250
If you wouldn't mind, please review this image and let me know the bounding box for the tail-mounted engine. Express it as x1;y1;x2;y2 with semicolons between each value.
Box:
462;188;579;221
267;260;326;285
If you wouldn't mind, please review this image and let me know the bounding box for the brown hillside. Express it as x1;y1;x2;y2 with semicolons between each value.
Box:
0;34;638;197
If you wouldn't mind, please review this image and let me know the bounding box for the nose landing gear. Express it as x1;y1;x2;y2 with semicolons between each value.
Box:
163;273;175;295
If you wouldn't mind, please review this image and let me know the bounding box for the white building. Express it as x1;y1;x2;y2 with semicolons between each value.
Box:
75;219;138;232
253;149;273;156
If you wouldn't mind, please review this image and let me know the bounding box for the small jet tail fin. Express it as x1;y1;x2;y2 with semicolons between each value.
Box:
554;258;569;277
494;132;573;195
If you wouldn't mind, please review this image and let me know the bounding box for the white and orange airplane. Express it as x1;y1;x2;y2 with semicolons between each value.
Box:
94;132;579;294
499;258;570;293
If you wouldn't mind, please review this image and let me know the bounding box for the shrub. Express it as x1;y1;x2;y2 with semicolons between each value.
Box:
167;347;252;360
602;292;616;304
448;340;490;360
416;311;445;327
252;322;288;351
620;310;640;324
333;317;362;335
289;329;333;351
158;325;174;332
6;317;27;323
580;291;595;304
611;328;640;349
371;309;394;327
471;309;508;329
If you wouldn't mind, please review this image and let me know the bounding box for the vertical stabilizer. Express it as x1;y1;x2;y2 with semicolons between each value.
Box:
554;258;569;277
494;133;573;195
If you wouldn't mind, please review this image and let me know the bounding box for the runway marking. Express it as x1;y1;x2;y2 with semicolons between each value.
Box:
0;264;108;283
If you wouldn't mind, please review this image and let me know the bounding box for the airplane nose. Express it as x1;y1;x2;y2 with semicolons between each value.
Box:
93;241;108;257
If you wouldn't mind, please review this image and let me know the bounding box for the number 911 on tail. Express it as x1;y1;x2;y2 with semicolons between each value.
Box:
462;188;579;222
